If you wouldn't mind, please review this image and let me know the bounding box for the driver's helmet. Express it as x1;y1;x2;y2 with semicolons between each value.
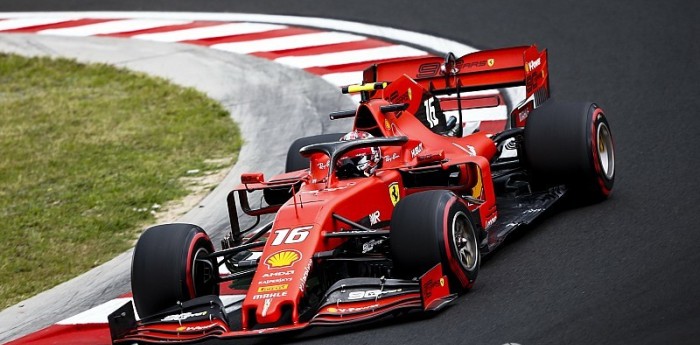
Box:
336;130;382;178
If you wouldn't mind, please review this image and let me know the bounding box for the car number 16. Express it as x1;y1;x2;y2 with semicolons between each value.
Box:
270;226;313;246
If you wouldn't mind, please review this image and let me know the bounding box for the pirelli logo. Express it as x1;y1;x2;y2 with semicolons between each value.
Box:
257;284;288;293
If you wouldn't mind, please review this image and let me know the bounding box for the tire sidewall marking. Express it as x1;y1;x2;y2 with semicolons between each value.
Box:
441;196;472;289
589;107;613;195
184;230;210;298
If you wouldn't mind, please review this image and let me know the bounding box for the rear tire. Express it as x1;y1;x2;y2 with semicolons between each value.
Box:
284;133;344;172
264;132;345;205
390;191;480;293
524;100;615;202
131;223;218;318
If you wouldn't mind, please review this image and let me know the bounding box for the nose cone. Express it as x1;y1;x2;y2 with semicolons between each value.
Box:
243;251;314;327
242;204;324;328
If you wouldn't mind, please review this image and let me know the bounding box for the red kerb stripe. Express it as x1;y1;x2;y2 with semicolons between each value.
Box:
0;18;115;33
5;324;110;345
183;27;319;46
304;54;430;75
98;21;224;38
252;38;391;60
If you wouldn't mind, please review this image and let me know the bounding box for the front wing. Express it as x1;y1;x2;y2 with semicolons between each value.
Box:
109;264;454;344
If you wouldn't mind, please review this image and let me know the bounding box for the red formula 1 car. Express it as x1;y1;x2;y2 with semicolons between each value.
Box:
109;45;615;343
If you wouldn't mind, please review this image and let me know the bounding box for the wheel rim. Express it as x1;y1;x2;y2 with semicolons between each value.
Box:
596;122;615;179
451;211;478;272
192;246;215;296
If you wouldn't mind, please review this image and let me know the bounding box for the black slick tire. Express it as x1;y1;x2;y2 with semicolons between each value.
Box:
390;190;480;293
284;133;345;172
265;132;345;205
131;223;218;318
523;100;615;202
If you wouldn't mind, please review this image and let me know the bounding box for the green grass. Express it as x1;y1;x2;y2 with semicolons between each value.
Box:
0;53;241;309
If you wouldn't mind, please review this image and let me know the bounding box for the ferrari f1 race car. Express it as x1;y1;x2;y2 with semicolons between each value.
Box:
109;45;615;343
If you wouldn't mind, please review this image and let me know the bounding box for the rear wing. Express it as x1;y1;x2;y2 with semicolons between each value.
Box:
362;45;549;101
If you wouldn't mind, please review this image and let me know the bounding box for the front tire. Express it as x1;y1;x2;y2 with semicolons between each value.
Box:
390;191;480;293
131;223;218;318
524;101;615;202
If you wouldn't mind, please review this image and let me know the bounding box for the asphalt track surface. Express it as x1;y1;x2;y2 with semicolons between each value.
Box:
1;1;698;345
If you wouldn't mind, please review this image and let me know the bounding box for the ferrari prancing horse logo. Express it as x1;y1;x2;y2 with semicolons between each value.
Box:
389;182;400;206
487;58;495;67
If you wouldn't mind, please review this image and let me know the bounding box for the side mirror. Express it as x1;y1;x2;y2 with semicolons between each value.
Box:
416;150;445;165
241;173;264;184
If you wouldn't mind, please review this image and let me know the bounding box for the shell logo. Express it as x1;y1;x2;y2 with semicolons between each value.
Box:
264;250;301;269
327;307;338;313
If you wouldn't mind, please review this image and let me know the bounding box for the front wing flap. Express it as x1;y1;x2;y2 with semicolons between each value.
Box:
109;295;230;344
311;263;455;325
